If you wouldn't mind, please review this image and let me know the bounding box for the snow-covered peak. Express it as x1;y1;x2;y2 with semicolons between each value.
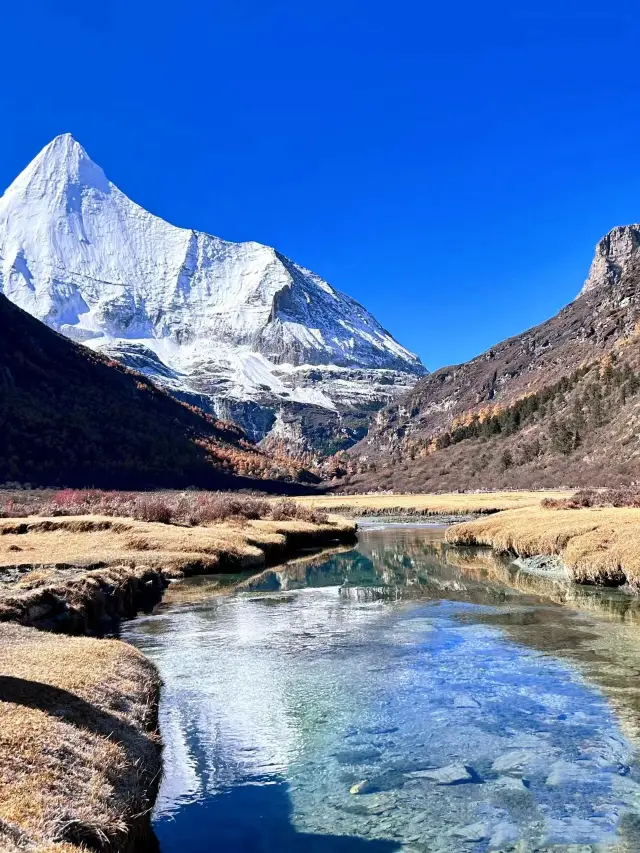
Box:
0;134;426;450
0;134;424;372
4;133;110;200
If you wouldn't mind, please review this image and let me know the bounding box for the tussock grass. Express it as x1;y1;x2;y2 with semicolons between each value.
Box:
0;623;161;853
291;490;572;517
542;486;640;510
446;506;640;588
0;514;353;574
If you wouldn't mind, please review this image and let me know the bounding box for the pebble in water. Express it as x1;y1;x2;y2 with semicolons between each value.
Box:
407;764;478;785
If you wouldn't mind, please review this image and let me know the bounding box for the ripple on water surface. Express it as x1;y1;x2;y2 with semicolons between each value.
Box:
123;527;640;852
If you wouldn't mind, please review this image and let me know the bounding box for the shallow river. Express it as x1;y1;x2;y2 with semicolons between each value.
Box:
123;526;640;852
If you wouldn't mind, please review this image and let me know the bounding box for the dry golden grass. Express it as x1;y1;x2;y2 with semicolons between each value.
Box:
0;514;353;574
0;514;356;631
290;490;572;516
446;506;640;587
0;623;160;853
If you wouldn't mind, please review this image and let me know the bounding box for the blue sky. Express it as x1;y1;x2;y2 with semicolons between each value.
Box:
2;1;640;370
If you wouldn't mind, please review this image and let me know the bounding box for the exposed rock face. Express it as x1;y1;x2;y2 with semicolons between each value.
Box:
581;224;640;295
0;134;426;453
360;263;640;451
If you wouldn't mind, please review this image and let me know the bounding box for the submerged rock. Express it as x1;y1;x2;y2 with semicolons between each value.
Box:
349;780;375;795
334;748;382;765
453;693;481;709
545;760;590;787
362;725;399;735
407;763;478;785
493;776;529;792
488;821;520;849
450;821;490;842
491;750;533;774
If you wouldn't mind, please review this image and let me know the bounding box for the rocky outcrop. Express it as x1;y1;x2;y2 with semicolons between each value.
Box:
580;224;640;295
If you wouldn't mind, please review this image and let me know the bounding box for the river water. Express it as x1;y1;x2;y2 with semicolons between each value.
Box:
123;526;640;852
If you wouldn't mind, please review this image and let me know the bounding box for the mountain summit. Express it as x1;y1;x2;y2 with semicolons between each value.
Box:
580;224;640;296
0;135;426;453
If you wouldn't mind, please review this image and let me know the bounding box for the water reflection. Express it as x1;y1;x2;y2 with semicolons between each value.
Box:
123;526;640;852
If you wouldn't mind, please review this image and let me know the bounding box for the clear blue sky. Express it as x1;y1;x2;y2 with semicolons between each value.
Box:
2;1;640;370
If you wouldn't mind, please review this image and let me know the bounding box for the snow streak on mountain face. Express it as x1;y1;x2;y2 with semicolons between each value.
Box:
0;134;426;452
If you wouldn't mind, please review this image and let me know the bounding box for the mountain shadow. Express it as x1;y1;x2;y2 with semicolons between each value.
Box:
154;778;401;853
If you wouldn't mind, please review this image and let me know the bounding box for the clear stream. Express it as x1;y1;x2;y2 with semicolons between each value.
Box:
122;526;640;852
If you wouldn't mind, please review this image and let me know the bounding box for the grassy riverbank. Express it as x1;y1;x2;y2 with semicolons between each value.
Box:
0;512;355;632
291;490;572;517
0;495;356;851
446;505;640;588
0;623;161;853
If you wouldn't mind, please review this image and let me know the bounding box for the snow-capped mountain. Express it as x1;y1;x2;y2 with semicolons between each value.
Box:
0;134;426;452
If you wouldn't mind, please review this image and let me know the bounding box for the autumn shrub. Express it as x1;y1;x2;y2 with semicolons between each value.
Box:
182;494;268;525
131;496;174;524
0;489;330;526
269;499;328;524
542;487;640;510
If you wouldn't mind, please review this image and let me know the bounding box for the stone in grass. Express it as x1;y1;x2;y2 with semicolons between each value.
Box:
408;763;479;785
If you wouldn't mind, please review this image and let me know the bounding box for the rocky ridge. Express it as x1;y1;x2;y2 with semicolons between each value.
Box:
340;229;640;491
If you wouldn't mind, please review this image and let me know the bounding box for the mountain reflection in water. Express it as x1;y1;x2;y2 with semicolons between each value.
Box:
123;525;640;853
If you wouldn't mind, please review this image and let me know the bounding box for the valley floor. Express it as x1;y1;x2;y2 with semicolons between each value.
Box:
290;489;573;516
4;488;640;852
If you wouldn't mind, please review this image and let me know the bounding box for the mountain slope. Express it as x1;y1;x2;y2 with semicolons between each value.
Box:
0;134;425;454
0;294;315;489
339;232;640;491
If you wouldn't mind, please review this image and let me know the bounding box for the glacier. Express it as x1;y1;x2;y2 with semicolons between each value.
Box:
0;134;426;453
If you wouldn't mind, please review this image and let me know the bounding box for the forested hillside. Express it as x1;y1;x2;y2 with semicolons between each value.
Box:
334;253;640;492
0;295;315;490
